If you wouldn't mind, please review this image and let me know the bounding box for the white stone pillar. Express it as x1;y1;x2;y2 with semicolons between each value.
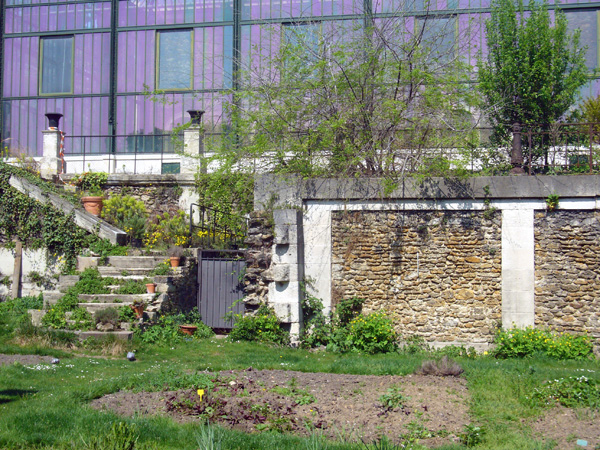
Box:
40;113;63;180
181;110;204;173
501;209;535;328
267;209;304;339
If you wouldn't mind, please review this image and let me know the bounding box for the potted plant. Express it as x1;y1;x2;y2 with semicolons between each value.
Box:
168;246;184;268
145;281;157;294
179;324;198;336
72;171;108;216
130;299;147;319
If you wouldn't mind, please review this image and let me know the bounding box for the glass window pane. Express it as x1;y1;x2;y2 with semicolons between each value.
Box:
40;36;73;94
566;11;598;70
158;30;192;89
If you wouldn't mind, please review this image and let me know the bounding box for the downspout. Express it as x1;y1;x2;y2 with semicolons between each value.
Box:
0;0;6;148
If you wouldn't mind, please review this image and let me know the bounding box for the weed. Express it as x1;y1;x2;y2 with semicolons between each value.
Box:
81;421;138;450
195;424;222;450
229;305;289;346
417;356;464;377
459;424;484;447
378;386;409;411
530;376;600;410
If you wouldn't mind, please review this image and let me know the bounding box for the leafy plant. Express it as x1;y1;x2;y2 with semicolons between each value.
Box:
95;307;120;326
118;304;137;322
531;376;600;410
149;261;172;276
378;386;409;411
101;195;148;242
229;305;290;346
341;312;398;354
72;171;108;196
494;326;594;360
135;311;213;345
144;211;189;249
459;424;484;447
115;279;147;295
545;194;559;211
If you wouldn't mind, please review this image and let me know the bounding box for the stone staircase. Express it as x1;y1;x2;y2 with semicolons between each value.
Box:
39;255;181;340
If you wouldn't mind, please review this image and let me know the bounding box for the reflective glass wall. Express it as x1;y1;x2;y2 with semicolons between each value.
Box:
1;0;599;156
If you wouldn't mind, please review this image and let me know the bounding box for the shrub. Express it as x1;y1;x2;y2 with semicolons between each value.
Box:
115;279;147;295
494;326;594;360
342;312;398;354
229;305;289;346
144;210;189;249
417;356;464;377
136;310;214;345
118;304;137;322
101;194;148;242
68;308;94;330
95;307;119;326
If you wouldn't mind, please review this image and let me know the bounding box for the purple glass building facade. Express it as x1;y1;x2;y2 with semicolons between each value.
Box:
1;0;599;158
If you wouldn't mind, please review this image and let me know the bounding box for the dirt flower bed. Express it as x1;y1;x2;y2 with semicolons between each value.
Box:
91;369;470;445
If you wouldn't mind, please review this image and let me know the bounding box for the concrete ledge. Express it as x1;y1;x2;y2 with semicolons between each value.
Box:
255;174;600;208
9;175;127;245
62;173;196;187
79;331;133;341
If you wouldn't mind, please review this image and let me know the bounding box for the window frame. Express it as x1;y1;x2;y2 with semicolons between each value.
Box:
155;29;194;91
38;35;75;96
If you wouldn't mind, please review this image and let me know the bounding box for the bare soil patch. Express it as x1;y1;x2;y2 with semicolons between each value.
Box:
529;406;600;449
0;354;54;366
91;369;470;445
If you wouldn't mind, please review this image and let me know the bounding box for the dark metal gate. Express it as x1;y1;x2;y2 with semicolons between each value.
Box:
197;249;246;330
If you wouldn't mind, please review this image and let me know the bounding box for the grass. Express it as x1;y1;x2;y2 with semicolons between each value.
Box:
0;322;599;449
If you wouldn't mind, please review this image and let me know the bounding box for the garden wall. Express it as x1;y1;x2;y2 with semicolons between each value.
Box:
251;174;600;347
331;210;502;342
535;210;600;335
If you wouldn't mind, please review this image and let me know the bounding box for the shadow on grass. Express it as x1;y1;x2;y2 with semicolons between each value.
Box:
0;389;37;404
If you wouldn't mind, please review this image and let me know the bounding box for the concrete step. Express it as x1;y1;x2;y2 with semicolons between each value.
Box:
79;302;134;314
98;267;155;277
105;256;168;269
59;275;79;290
78;293;154;303
43;292;62;309
79;331;133;341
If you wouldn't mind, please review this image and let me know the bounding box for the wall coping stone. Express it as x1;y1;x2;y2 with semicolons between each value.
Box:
255;174;600;209
62;173;196;187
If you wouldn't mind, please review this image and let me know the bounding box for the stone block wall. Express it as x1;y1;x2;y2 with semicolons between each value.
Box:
104;185;182;218
535;210;600;337
331;210;502;343
243;211;274;310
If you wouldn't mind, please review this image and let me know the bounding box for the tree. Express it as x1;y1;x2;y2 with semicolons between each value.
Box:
211;9;481;182
478;0;588;151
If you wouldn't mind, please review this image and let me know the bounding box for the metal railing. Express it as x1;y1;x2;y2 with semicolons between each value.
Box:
513;123;600;174
63;133;183;174
189;204;248;250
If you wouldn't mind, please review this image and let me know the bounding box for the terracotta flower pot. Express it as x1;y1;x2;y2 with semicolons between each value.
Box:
81;196;104;216
131;304;145;319
146;283;156;294
169;256;181;268
179;325;198;336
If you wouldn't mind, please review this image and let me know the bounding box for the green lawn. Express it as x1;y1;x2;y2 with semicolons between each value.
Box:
0;305;599;450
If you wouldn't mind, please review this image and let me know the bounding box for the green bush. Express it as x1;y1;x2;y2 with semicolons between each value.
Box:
342;312;398;354
229;305;289;346
68;308;94;330
494;326;594;360
0;295;43;315
118;305;137;322
136;311;214;345
95;307;119;325
101;195;148;242
115;279;147;295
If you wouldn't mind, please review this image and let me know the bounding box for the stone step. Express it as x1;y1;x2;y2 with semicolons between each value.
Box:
98;267;155;277
43;292;62;309
59;275;79;290
79;302;134;314
78;293;154;303
79;331;133;341
105;256;168;269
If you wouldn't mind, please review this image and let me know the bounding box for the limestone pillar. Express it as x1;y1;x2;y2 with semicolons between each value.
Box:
181;110;204;173
40;113;63;180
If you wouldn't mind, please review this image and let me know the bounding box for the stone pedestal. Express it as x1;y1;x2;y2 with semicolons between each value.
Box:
181;127;202;173
40;129;61;179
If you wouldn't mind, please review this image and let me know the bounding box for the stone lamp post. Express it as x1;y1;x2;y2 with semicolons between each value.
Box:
40;112;64;179
181;110;205;173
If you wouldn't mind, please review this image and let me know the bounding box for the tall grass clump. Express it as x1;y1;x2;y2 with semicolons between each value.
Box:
494;326;594;360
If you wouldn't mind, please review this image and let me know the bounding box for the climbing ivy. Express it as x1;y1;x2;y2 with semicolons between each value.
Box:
0;162;93;270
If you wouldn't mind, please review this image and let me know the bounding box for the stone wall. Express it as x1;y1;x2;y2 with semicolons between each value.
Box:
331;210;502;343
104;185;182;218
535;210;600;337
243;211;274;310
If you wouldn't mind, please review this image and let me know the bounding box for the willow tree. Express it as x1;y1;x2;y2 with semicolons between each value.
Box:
478;0;588;149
